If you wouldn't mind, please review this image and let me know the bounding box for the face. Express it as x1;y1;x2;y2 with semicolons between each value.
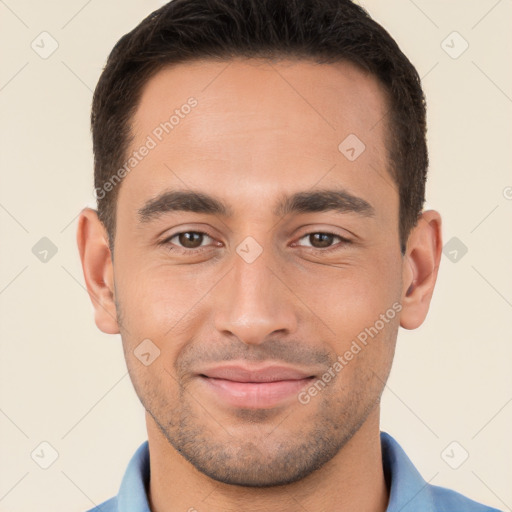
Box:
95;59;410;486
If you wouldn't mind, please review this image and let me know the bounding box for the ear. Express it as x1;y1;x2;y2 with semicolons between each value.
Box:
76;208;119;334
399;210;442;330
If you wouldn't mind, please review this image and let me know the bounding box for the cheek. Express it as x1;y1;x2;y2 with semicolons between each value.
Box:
114;235;402;353
283;255;401;343
114;255;218;353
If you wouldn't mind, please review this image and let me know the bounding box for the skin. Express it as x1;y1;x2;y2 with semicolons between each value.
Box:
77;58;442;512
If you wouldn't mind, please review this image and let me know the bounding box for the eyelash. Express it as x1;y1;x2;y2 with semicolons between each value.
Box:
294;231;352;253
160;232;219;255
160;230;352;255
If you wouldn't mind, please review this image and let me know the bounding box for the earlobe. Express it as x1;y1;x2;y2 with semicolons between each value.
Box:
399;210;442;330
76;208;120;334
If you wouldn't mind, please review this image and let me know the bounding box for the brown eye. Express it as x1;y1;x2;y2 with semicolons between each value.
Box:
162;231;213;251
309;233;335;248
177;232;206;248
296;232;350;250
161;230;221;254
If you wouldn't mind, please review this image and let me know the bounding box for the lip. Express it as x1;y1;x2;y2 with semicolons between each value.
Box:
199;364;313;382
197;363;316;409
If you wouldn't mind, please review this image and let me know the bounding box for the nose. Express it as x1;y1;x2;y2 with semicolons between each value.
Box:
213;246;298;346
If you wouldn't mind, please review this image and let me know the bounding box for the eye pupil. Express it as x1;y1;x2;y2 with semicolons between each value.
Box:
172;231;342;251
310;233;334;248
179;232;203;248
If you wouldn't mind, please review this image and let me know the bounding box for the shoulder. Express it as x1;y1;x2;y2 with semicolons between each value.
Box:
84;496;117;512
83;440;150;512
380;432;503;512
428;483;503;512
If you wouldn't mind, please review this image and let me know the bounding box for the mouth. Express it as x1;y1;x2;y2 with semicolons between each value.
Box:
196;364;317;409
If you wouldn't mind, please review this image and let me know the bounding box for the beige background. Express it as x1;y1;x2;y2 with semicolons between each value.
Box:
0;0;511;511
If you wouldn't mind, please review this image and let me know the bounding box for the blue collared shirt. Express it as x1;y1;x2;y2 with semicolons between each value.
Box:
86;432;502;512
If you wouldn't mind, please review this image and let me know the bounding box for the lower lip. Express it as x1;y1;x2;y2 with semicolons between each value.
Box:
199;376;314;409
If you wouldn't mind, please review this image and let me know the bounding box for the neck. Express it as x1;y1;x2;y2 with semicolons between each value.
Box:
146;408;389;512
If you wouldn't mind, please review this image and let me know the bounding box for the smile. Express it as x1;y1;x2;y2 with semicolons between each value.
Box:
197;364;317;409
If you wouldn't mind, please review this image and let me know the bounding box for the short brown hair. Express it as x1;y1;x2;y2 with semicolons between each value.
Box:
92;0;428;254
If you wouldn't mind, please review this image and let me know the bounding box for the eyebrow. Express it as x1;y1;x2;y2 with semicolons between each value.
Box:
137;188;375;223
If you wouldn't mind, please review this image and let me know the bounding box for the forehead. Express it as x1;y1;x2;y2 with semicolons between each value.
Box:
121;58;395;220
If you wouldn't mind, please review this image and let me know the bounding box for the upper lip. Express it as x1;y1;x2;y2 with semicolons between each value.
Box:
198;364;315;383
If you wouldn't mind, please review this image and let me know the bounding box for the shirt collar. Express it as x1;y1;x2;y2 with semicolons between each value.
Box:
116;440;151;512
381;431;435;512
115;432;434;512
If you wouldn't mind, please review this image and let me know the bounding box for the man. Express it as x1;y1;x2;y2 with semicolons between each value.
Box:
77;0;501;511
